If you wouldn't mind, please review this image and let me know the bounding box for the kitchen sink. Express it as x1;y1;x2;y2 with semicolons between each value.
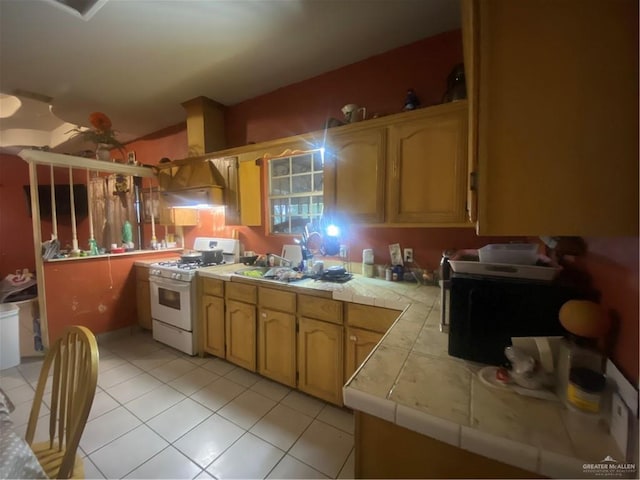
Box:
234;266;271;278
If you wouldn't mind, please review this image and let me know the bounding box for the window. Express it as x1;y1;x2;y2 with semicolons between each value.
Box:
268;151;324;234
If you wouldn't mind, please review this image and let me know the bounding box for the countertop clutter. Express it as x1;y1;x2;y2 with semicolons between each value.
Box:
197;263;624;478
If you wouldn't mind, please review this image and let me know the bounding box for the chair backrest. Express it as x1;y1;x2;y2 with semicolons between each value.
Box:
25;325;99;478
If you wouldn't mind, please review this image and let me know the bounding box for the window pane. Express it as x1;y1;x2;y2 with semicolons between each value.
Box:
292;196;312;216
291;155;312;174
289;216;307;234
313;153;323;171
268;151;324;235
292;174;312;194
313;173;323;192
271;158;290;177
272;218;290;234
271;177;290;195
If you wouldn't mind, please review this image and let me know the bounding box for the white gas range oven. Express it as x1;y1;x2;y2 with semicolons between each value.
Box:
148;237;239;355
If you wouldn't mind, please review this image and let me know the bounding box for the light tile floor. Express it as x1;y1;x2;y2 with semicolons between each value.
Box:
0;329;355;479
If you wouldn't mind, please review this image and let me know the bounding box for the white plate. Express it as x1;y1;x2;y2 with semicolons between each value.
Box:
449;260;560;281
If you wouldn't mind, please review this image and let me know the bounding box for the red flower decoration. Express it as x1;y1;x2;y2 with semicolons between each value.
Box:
89;112;112;132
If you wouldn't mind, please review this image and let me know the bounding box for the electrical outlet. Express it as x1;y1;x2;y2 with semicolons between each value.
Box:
404;248;413;263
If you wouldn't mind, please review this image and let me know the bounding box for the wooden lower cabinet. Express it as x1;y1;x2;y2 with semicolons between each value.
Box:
344;327;383;381
355;412;541;479
202;294;225;357
298;316;344;405
258;308;296;387
135;266;151;330
200;277;225;357
344;303;399;380
225;299;256;371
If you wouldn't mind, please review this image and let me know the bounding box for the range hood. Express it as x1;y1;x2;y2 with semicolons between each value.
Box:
157;156;228;208
157;96;234;209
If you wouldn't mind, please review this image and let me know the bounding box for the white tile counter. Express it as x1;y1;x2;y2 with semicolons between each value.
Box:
196;265;626;478
339;280;625;479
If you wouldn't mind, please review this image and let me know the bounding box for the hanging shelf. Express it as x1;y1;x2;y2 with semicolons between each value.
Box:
18;149;156;177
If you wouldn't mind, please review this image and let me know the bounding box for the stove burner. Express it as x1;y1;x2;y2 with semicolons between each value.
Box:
157;260;181;267
178;263;200;270
152;259;227;271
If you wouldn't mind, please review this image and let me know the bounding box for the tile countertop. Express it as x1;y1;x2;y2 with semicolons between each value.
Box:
199;265;625;479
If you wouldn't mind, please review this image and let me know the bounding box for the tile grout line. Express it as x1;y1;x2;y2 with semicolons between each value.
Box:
8;332;355;479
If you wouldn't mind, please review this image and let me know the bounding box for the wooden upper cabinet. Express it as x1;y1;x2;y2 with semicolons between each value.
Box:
386;102;469;224
464;0;639;235
237;152;262;226
158;205;198;226
325;127;386;223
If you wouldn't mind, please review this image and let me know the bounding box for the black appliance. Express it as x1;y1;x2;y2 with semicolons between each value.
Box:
448;274;589;365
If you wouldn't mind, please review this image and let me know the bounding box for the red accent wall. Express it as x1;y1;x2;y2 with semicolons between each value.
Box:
43;251;179;341
0;155;91;274
576;238;639;383
226;30;463;147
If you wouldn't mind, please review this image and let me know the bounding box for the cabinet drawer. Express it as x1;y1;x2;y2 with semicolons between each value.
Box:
201;277;224;297
259;287;296;312
135;265;149;281
226;282;257;303
346;303;399;333
298;294;343;325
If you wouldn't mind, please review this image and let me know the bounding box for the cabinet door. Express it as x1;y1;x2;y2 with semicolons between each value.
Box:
258;308;296;387
344;326;383;381
387;103;468;224
136;278;152;329
158;204;199;226
465;0;638;235
238;156;262;226
135;266;151;329
203;294;225;358
325;127;386;223
225;300;256;371
298;317;344;405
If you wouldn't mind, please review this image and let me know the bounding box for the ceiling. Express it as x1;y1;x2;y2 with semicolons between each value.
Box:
0;0;460;153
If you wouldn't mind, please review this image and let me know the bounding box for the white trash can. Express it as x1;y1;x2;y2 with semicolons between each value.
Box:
0;303;20;370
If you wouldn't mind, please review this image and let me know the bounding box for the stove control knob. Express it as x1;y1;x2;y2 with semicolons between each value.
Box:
174;273;182;280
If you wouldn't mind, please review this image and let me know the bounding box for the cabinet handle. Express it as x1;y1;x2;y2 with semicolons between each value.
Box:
261;312;267;318
469;171;478;191
349;335;357;342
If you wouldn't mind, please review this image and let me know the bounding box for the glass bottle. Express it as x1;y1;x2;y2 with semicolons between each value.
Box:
556;334;606;411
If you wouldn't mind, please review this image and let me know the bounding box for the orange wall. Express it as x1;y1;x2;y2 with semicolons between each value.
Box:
226;30;463;148
0;155;91;274
574;238;639;383
43;251;178;341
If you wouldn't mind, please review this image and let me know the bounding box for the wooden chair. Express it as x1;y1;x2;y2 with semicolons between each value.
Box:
25;326;99;479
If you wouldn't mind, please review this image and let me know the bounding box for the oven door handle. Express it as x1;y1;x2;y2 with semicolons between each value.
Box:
149;276;192;291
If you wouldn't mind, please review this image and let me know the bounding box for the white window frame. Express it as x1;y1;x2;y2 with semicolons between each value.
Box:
267;150;324;235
